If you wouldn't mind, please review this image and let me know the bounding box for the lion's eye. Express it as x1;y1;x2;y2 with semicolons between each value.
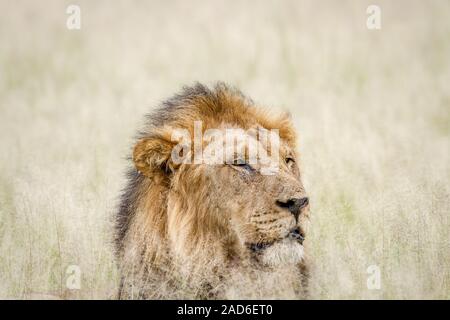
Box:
286;157;295;165
232;161;254;172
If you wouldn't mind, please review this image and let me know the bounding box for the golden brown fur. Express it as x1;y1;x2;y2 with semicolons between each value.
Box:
116;83;310;299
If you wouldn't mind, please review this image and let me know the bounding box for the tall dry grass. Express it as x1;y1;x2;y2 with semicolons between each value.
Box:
0;0;449;299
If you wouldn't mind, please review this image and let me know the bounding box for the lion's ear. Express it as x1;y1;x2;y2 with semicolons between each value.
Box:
133;135;175;177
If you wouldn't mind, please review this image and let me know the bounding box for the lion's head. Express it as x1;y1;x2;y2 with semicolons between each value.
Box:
117;83;310;298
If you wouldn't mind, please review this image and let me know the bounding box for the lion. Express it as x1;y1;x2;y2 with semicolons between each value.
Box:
115;83;310;299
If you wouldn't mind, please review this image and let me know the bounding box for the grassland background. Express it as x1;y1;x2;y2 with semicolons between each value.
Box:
0;0;449;299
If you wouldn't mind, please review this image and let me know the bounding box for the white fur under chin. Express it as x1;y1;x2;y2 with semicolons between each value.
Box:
260;239;304;267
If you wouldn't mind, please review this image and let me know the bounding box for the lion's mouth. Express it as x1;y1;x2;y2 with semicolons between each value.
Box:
248;242;273;252
288;227;305;245
249;228;305;253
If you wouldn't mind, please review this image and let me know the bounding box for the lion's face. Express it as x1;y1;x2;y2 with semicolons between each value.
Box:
169;126;309;267
121;83;309;298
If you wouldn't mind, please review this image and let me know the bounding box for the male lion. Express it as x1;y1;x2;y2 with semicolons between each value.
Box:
116;83;310;299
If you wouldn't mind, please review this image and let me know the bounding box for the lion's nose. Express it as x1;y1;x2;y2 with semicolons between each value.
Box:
276;197;309;221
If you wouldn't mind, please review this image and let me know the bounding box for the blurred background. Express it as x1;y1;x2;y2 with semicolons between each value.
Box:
0;0;449;299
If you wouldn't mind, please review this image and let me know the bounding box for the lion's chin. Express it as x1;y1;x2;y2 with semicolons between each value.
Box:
259;238;304;267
